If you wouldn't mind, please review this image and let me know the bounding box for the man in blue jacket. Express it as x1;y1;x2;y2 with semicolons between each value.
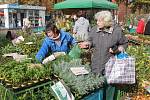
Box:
36;24;77;63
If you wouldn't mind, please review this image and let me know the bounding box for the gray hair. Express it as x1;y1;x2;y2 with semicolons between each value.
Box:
95;11;113;27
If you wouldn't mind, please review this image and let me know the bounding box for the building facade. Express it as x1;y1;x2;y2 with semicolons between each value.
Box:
0;3;46;29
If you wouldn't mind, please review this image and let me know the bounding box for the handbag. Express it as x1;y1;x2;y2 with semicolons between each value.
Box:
105;52;135;84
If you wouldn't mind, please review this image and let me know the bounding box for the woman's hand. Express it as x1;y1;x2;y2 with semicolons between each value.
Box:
42;55;55;64
109;48;114;53
118;46;124;52
109;46;124;54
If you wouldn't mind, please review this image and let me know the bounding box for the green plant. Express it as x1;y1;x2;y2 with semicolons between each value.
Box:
51;57;104;99
1;44;21;54
16;33;45;56
126;45;150;98
127;45;150;82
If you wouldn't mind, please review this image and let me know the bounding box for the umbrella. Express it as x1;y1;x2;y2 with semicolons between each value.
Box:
54;0;118;10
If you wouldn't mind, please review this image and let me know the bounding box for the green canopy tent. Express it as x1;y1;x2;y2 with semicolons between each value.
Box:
54;0;118;10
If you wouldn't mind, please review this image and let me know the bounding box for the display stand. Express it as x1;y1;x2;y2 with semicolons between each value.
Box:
0;79;51;100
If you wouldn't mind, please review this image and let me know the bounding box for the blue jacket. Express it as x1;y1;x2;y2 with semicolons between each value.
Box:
36;31;77;62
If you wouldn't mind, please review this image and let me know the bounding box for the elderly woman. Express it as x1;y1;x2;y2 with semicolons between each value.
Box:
36;24;77;63
79;11;128;100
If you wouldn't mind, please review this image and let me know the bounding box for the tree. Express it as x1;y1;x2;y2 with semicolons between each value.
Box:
115;0;150;14
130;0;150;14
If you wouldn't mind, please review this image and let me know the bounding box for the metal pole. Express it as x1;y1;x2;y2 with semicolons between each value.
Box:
16;0;19;4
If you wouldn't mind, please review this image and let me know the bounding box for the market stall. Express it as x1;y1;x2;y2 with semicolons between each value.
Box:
54;0;118;9
0;28;150;100
0;32;105;99
0;3;46;30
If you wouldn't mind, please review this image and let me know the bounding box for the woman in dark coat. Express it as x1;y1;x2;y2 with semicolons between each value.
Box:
79;11;128;100
144;19;150;35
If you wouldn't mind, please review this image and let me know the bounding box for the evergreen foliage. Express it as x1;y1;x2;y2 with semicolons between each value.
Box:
51;57;104;99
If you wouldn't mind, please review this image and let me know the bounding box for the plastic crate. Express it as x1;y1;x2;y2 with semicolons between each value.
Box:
0;79;51;100
83;89;103;100
83;87;127;100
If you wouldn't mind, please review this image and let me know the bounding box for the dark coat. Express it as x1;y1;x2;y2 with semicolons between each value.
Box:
144;20;150;35
88;25;128;75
